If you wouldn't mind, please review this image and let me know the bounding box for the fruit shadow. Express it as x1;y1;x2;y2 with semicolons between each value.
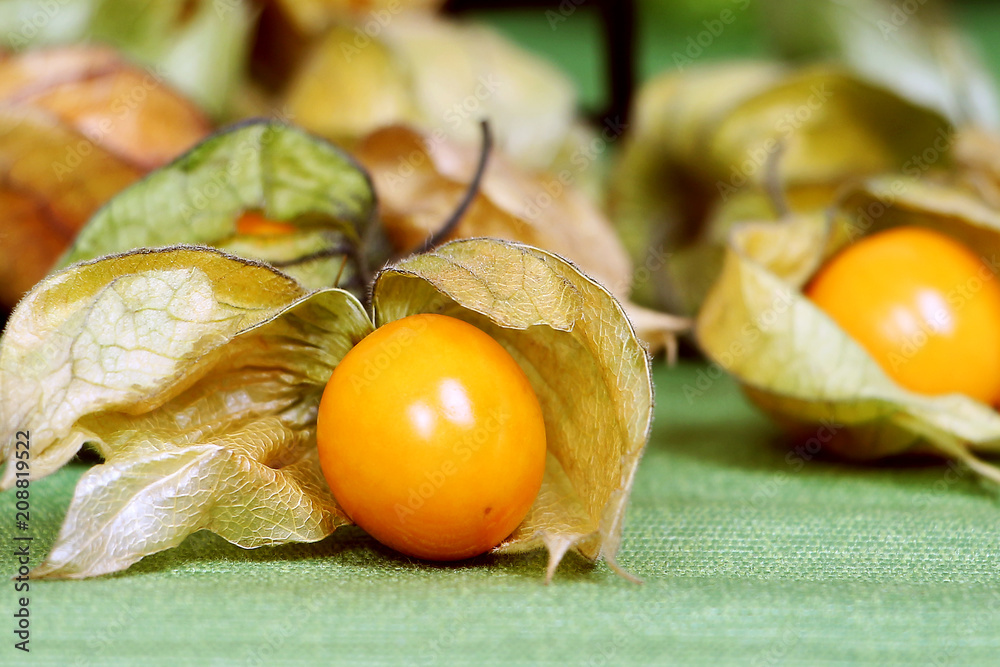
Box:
114;525;601;582
652;420;1000;503
648;418;793;475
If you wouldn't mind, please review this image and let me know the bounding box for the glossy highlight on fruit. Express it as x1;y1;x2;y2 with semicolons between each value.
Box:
806;226;1000;404
316;313;547;561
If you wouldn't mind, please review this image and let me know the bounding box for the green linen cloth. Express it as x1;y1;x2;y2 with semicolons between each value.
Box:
3;362;999;665
7;5;1000;664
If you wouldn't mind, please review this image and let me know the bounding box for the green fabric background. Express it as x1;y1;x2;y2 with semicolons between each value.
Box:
5;364;1000;665
6;4;1000;665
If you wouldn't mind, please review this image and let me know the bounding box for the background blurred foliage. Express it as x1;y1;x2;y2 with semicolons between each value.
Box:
473;0;1000;118
4;0;1000;325
5;0;998;140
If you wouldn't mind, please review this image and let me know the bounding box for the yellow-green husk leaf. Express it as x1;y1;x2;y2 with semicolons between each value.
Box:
697;195;1000;480
373;238;653;580
2;238;653;580
612;64;954;314
0;246;372;578
59;121;383;296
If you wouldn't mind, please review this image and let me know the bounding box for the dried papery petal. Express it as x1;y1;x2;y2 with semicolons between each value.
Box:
758;0;1000;128
59;121;383;298
0;47;210;168
0;247;372;579
284;14;577;172
697;183;1000;482
356;125;688;353
274;0;446;35
374;239;654;580
1;240;654;580
0;46;211;307
0;1;253;116
612;64;953;314
1;111;655;580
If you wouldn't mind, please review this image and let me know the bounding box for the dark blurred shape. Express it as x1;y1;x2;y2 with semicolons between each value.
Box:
444;0;635;125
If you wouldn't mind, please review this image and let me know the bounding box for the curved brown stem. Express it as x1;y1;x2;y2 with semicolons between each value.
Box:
418;120;493;254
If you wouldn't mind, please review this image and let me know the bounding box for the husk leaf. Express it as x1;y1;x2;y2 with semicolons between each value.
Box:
355;124;688;355
697;184;1000;480
0;0;253;117
612;63;954;314
284;13;578;172
0;46;210;307
374;238;653;580
0;246;373;578
58;120;384;297
2;239;652;580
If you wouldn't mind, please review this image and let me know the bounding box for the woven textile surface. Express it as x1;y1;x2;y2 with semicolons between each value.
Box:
7;7;1000;664
4;362;999;665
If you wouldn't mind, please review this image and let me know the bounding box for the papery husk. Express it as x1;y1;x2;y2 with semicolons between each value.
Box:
374;239;654;580
272;0;446;35
1;239;654;581
757;0;1000;129
0;46;211;307
284;13;578;173
0;0;253;117
57;120;383;298
697;179;1000;481
0;247;371;578
354;124;689;355
611;63;954;314
953;126;1000;208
